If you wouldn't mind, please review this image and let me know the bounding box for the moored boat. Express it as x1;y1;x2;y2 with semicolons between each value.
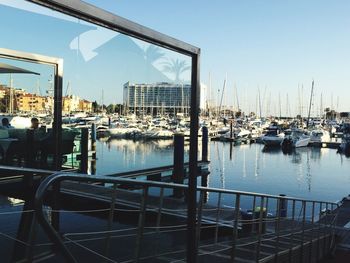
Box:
309;129;331;144
281;129;310;150
338;123;350;156
261;127;284;147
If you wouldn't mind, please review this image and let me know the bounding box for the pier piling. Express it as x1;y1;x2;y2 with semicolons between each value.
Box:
80;128;89;174
173;134;184;197
91;123;96;159
202;126;208;162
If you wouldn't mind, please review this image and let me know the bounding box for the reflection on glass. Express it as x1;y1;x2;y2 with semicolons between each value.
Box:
0;57;57;168
0;0;192;173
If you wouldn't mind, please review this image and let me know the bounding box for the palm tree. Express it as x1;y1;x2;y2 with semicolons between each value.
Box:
143;45;165;65
162;58;190;82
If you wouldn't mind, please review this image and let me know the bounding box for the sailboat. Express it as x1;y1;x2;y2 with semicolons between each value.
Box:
282;81;314;150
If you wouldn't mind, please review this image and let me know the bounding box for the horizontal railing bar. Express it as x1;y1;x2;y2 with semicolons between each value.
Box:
51;173;338;205
0;165;76;176
0;161;208;180
105;160;209;178
1;165;336;205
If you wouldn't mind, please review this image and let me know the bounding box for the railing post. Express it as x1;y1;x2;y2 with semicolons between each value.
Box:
279;194;287;218
215;192;222;243
104;183;117;258
172;134;184;197
324;203;329;253
155;187;164;255
308;201;315;263
256;197;265;262
252;196;256;232
134;186;148;262
52;181;61;233
12;199;35;262
201;126;208;162
274;198;281;262
300;201;306;263
195;191;205;258
330;204;336;249
289;199;296;263
25;213;38;262
317;202;322;260
231;194;240;261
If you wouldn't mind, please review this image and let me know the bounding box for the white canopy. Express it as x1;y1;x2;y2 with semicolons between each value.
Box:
0;62;40;75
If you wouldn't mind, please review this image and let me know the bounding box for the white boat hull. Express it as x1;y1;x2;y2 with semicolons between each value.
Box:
294;137;310;148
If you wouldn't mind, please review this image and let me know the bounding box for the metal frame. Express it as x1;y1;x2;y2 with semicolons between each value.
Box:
0;48;63;170
21;0;201;261
34;172;339;263
27;0;200;56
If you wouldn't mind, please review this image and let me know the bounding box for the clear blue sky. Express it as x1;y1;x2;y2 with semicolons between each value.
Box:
0;0;349;116
85;0;350;115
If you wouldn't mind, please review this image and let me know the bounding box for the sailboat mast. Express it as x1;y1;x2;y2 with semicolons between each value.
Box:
235;84;240;111
218;77;226;118
286;93;289;118
258;88;262;119
306;80;314;128
298;84;301;116
320;93;323;118
101;89;104;114
301;84;304;117
278;92;282;119
208;73;211;117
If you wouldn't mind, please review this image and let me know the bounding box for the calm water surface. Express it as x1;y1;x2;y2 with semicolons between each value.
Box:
95;139;350;203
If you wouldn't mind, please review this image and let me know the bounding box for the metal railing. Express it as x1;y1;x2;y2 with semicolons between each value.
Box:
33;172;339;263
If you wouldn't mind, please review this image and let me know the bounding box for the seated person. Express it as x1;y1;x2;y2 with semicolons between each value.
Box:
1;118;13;129
30;117;39;130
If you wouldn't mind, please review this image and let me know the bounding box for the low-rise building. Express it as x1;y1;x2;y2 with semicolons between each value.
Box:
16;93;46;113
79;99;92;112
63;95;80;114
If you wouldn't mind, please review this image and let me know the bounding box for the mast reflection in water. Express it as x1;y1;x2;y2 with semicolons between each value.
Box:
93;139;350;203
208;142;350;203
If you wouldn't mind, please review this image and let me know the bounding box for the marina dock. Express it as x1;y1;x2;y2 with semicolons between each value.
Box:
0;0;349;262
31;172;339;263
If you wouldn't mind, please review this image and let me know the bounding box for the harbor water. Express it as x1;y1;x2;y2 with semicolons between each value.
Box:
95;139;350;203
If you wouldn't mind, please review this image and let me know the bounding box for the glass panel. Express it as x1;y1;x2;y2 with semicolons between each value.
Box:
0;2;199;262
0;0;193;173
0;56;55;167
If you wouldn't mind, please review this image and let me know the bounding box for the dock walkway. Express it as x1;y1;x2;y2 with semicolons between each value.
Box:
59;181;336;262
328;198;350;248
